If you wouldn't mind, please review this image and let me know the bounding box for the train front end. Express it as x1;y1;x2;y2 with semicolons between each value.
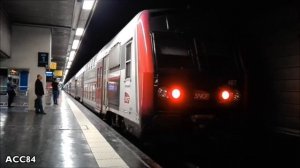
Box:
139;10;245;134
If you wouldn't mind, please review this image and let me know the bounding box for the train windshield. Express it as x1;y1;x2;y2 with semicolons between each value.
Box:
150;11;241;77
152;32;240;77
152;32;199;70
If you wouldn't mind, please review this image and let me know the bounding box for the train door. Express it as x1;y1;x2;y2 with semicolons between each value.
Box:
95;61;103;113
102;56;109;114
119;39;138;122
107;43;121;111
81;74;84;102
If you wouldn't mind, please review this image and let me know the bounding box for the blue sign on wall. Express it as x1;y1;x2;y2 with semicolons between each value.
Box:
20;71;28;91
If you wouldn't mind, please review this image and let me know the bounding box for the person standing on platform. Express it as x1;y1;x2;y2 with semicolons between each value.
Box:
35;74;46;114
7;77;16;108
52;78;59;105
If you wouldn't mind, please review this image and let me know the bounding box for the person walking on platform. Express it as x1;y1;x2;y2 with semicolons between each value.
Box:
35;74;46;114
7;77;16;107
52;78;59;105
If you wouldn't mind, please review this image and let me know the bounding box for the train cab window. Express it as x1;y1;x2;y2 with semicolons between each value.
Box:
125;41;132;78
152;32;197;70
197;40;240;76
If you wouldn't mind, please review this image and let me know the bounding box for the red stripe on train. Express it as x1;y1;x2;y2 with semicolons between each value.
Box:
137;11;154;117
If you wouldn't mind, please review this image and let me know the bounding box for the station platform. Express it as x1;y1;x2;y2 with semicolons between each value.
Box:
0;92;160;168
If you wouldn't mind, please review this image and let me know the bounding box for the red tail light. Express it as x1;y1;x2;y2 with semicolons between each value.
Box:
217;88;234;104
221;90;230;100
158;86;183;102
171;89;181;99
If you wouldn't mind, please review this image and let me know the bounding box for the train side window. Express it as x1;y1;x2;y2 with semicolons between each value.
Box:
86;84;90;99
109;43;120;70
87;85;89;99
89;84;92;100
125;41;132;78
86;86;88;98
89;84;91;100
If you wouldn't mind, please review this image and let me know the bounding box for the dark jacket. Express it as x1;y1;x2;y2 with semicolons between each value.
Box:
35;79;44;96
7;81;15;92
52;81;59;91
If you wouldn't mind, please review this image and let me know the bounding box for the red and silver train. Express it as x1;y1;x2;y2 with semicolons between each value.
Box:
64;10;245;138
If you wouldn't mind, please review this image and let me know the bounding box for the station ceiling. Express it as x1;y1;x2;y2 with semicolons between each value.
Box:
1;0;96;76
1;0;197;82
1;0;74;71
1;0;256;82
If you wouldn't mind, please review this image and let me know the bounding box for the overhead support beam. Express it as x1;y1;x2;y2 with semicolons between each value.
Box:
13;22;71;30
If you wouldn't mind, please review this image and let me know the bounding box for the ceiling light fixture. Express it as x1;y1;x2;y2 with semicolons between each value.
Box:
75;28;84;36
69;51;76;61
82;0;95;10
72;40;79;49
67;61;72;69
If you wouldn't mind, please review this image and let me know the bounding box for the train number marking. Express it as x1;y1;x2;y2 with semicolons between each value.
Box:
194;91;210;100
